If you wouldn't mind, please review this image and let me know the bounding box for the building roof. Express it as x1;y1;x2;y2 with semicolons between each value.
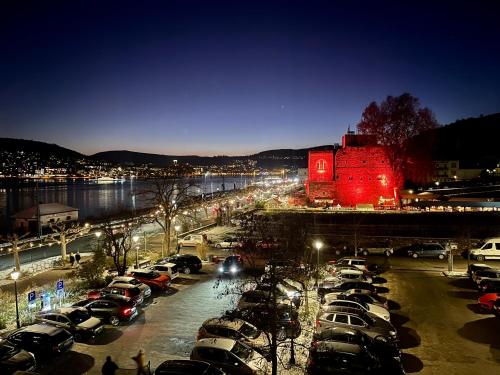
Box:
14;203;78;219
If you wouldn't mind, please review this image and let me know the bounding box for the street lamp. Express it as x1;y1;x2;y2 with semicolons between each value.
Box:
314;240;323;287
11;269;21;328
288;298;296;366
174;225;181;253
133;235;140;268
95;231;102;253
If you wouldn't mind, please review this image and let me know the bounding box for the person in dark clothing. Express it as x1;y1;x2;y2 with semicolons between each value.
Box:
75;251;81;266
69;253;75;267
102;356;118;375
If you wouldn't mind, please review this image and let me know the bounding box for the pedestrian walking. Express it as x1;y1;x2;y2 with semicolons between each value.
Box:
102;355;118;375
75;251;81;267
69;252;75;268
132;349;147;375
176;243;181;254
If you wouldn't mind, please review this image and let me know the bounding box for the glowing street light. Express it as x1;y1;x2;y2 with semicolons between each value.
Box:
11;269;21;328
314;240;323;287
174;225;181;253
133;235;140;269
95;231;102;253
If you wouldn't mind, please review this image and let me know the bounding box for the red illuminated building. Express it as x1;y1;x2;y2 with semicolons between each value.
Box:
305;132;401;208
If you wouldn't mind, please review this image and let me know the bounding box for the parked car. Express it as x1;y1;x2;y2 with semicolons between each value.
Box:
493;299;500;318
406;243;448;259
161;254;202;274
6;324;73;358
179;234;203;247
191;338;268;375
468;238;500;261
256;238;280;250
472;269;500;288
108;276;152;298
129;269;171;291
333;257;369;272
151;262;179;280
226;304;301;340
320;298;390;321
218;254;244;275
198;318;270;355
307;335;381;374
318;281;377;300
478;279;500;293
98;284;145;305
35;307;104;341
358;241;394;257
325;268;373;284
72;296;138;326
324;289;388;310
0;339;36;374
315;307;398;345
215;237;242;249
467;263;493;280
237;290;289;310
478;293;500;311
264;259;297;274
154;360;225;375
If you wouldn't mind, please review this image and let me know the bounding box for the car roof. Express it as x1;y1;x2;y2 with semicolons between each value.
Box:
194;337;236;351
203;317;245;330
153;262;176;267
155;360;212;373
17;323;64;335
112;276;136;282
40;307;81;315
339;269;363;275
315;341;362;354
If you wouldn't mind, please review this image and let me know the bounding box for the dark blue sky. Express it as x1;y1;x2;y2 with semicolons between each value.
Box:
1;0;499;155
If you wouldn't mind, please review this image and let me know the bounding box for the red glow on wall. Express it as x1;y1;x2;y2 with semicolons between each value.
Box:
308;151;334;182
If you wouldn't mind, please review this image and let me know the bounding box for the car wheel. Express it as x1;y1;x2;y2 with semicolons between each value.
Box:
477;255;485;261
412;253;418;259
362;250;369;256
215;244;221;248
438;254;445;260
385;250;391;257
184;267;191;274
109;316;120;326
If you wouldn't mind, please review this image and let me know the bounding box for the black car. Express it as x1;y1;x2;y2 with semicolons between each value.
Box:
217;254;244;275
159;254;202;274
36;307;104;341
318;281;377;300
0;338;36;374
478;279;500;293
6;324;73;359
226;303;301;340
155;359;225;375
493;299;500;318
72;295;138;326
467;263;492;280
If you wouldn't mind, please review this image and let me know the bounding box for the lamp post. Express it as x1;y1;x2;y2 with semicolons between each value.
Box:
95;231;102;252
314;240;323;288
11;269;20;328
174;225;181;253
133;235;140;269
288;298;296;366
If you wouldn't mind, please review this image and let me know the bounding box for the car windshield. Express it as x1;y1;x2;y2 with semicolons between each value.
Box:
231;341;253;361
67;309;92;324
239;322;260;339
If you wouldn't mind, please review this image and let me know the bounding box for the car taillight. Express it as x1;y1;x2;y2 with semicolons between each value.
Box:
315;320;320;328
123;307;132;315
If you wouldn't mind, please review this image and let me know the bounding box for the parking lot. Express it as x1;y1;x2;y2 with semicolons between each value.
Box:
22;251;500;374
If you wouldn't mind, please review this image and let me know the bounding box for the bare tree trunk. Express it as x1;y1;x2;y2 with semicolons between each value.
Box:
13;241;21;272
60;233;67;263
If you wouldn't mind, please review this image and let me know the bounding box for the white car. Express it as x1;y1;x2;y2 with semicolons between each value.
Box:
179;234;203;247
150;263;179;280
320;296;390;321
214;237;242;249
324;269;373;284
191;338;269;375
334;257;368;272
323;289;389;310
108;276;152;298
469;238;500;261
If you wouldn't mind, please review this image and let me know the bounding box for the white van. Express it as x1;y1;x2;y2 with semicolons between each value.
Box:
469;238;500;260
178;234;203;247
151;262;179;280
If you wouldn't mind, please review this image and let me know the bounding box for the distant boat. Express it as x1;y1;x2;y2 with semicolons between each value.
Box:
96;176;125;184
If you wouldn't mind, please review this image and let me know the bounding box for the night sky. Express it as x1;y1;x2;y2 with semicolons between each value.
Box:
1;0;499;156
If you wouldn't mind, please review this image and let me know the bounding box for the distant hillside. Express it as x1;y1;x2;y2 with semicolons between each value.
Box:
0;138;84;159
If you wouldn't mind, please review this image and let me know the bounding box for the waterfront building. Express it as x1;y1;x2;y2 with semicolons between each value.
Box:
13;203;79;232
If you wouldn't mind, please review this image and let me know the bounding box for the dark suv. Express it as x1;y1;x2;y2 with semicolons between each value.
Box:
36;307;104;341
6;324;73;359
160;254;202;274
407;243;448;259
72;296;138;326
0;338;36;374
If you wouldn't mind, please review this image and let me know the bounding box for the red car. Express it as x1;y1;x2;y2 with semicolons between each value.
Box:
478;293;500;311
128;269;171;291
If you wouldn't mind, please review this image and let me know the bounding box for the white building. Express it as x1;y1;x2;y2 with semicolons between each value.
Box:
14;203;79;232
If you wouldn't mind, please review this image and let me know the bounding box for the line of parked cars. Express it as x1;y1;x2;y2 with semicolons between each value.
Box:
469;263;500;317
0;254;204;375
311;257;404;374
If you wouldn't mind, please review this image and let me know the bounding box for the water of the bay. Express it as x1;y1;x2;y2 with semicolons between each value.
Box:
0;176;255;232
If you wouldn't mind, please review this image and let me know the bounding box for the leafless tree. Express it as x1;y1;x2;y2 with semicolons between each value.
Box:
141;176;197;257
49;220;90;264
4;233;31;272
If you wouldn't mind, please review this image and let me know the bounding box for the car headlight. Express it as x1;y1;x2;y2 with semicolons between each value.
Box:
218;266;224;273
230;266;238;274
389;330;397;336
